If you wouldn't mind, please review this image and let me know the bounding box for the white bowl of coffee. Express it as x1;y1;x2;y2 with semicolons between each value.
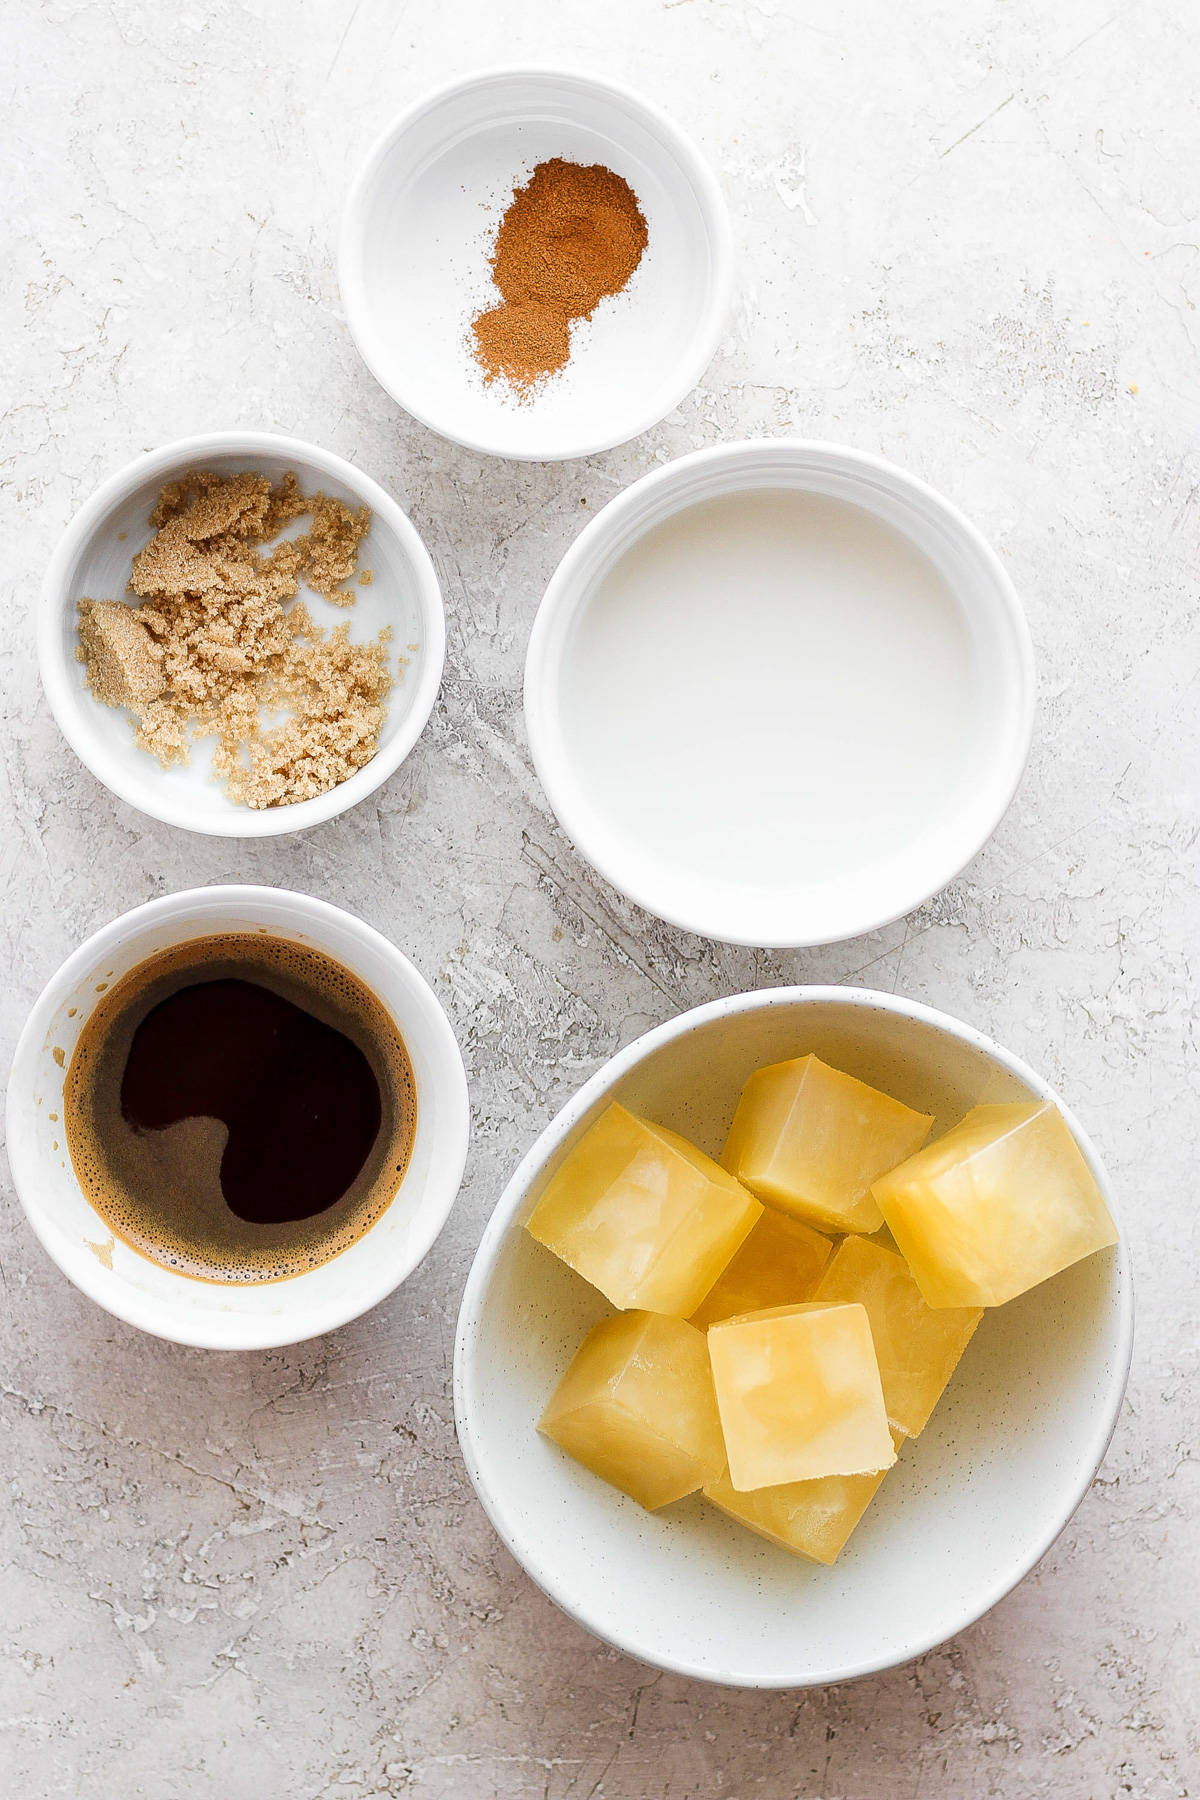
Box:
7;886;470;1349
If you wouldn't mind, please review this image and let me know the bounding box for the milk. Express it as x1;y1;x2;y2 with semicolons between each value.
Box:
558;488;986;901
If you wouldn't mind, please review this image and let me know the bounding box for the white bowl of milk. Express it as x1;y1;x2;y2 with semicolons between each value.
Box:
524;440;1035;948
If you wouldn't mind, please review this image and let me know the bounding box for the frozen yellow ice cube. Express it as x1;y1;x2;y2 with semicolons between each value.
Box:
526;1102;762;1315
812;1234;982;1435
872;1102;1119;1309
874;1094;1115;1310
721;1055;932;1234
704;1428;905;1564
538;1311;725;1510
707;1301;896;1491
690;1210;834;1330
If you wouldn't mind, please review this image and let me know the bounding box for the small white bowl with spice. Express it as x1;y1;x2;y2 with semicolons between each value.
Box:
339;68;734;461
39;432;445;837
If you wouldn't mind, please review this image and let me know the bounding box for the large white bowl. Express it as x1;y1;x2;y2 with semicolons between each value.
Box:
7;887;470;1349
39;433;445;837
524;441;1035;947
338;68;733;461
454;988;1132;1687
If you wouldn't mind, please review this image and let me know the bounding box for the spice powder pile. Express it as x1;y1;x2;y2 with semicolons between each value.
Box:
472;157;649;393
77;471;392;809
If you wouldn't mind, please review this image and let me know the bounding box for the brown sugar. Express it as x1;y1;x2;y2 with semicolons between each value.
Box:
77;599;167;711
301;494;373;601
76;471;391;809
472;158;648;393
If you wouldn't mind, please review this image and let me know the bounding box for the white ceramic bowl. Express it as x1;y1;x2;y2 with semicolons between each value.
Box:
524;440;1036;947
455;987;1131;1687
338;68;733;461
39;432;445;837
7;886;470;1349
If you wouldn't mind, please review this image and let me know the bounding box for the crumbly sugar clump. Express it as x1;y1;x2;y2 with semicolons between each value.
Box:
76;471;389;808
77;599;167;711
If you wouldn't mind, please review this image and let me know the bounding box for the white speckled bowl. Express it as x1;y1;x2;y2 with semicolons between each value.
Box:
454;987;1132;1688
38;432;445;837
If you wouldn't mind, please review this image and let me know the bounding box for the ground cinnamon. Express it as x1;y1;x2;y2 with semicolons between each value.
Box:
472;158;648;393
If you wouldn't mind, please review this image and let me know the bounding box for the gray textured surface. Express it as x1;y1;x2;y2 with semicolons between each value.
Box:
2;2;1198;1794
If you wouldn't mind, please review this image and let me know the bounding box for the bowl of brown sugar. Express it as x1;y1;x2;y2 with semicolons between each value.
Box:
39;432;445;837
339;68;733;461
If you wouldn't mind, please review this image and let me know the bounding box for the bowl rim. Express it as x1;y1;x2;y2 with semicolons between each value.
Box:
524;437;1037;948
37;430;446;839
337;64;735;462
6;885;472;1350
453;984;1134;1688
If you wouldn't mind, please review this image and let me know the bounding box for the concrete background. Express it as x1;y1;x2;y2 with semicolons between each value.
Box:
2;1;1197;1794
